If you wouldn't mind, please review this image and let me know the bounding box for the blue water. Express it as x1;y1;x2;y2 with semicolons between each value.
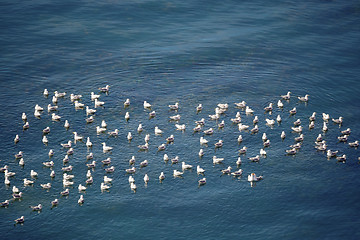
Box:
1;0;360;239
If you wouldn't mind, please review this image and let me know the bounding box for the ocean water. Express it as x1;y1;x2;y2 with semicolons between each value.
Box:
1;0;360;239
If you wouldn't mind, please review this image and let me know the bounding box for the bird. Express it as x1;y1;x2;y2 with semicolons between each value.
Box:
277;100;284;108
86;137;93;148
22;112;27;121
203;128;214;135
245;106;254;114
86;152;94;160
298;94;309;102
281;91;291;100
42;136;48;144
130;182;137;191
341;128;351;135
322;122;328;132
336;154;347;163
214;140;223;148
166;134;175;143
50;170;55;178
74;101;84;109
169;102;179;110
253;116;259;124
124;98;130;107
129;156;136;165
86;106;96;115
171;156;179;164
169;114;181;121
234;101;246;108
218;120;225;128
218;103;228;109
159;172;165;181
260;149;267;156
155;126;163;135
78;195;84;204
127;132;133;141
61;140;72;148
143;101;152;109
99;85;110;92
195;118;205;125
40;183;51;189
238;123;249;131
262;133;267;141
293;119;301;126
209;113;220;120
309;112;316;121
182;162;192;171
198;178;207;185
102;157;112;165
349;141;359;147
295;134;304;142
101;120;107;128
70;93;82;102
239;146;247;154
248;173;263;182
1;200;10;207
23;178;34;185
199;149;204;157
332;117;343;125
64;120;70;129
51;199;59;207
197;165;205;175
60;188;70;196
51;113;61;121
237;135;243;143
54;91;66;98
231;169;243;177
91;92;100;101
35;104;44;111
149;111;156;118
291;126;303;133
276;115;282;123
221;166;232;174
140;160;149;167
94;99;105;108
15;151;23;159
78;184;87;192
309;121;315;129
236;157;242;166
173;170;184;177
30;170;38;178
327;150;338;158
212;156;224;164
86;170;92;178
289;107;297;115
175;124;186;131
125;112;130;121
102;142;113;152
43;88;49;96
144;174;149;184
14;134;20;144
34;110;41;118
23;121;29;130
126;167;136;174
264;103;273;112
158;144;166;151
66;148;73;155
86;161;96;168
138;143;149;151
104;176;112;183
137;124;143;133
249;155;260;162
200;137;208;145
52;96;58;104
322;113;330;121
193;124;202;132
196;104;203;111
12;186;19;193
100;183;111;191
47;104;58;112
14;216;25;224
250;125;259;134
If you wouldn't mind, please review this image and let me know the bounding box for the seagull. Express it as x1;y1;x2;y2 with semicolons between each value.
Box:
22;112;27;121
34;110;41;118
73;132;83;142
12;186;19;193
341;128;351;135
91;92;100;101
322;122;328;132
74;101;84;109
294;119;301;126
12;192;23;199
231;169;243;177
78;184;87;192
298;94;309;102
155;126;163;135
166;134;175;143
208;113;220;120
214;140;223;148
200;137;208;145
23;178;34;185
221;166;232;174
182;162;192;171
54;91;66;98
265;119;275;125
173;170;184;177
260;149;267;156
248;173;263;182
198;178;207;185
197;165;205;175
250;125;259;134
14;134;20;144
144;134;150;143
137;124;144;132
52;96;58;104
286;148;297;155
163;154;169;162
295;134;304;142
64;120;70;129
124;98;130;107
86;161;96;168
86;152;94;160
138;143;149;151
237;135;243;143
291;126;303;133
159;172;165;181
264;103;273;112
195;118;205;125
140;160;149;167
50;171;55;178
309;121;315;129
70;93;82;102
149;111;156;118
245;106;254;114
102;142;113;152
35;104;44;111
86;177;93;184
196;104;202;111
289;107;297;115
61;165;73;172
101;183;111;191
338;135;348;142
236;157;242;166
47;104;58;112
78;195;84;204
169;102;179;110
144;174;149;184
14;216;25;224
42;161;54;167
239;146;247;154
40;183;51;189
253;116;259;124
126;167;136;174
42;136;48;144
281;91;291;100
238;123;250;131
51;113;61;121
212;156;224;164
66;148;73;155
336;154;347;163
86;106;96;115
43;89;49;96
86;137;93;148
61;140;72;148
144;101;152;109
309;112;316;121
193;125;202;132
332;117;343;125
169;114;181;121
130;182;137;191
60;189;70;196
199;149;204;157
349;141;359;147
234;101;246;108
171;156;179;164
175;124;186;131
277;100;284;108
327;150;338;158
203;128;214;135
23;122;29;130
276;115;282;123
249;155;260;162
322;113;330;121
218;120;225;128
127;132;133;141
158;144;166;151
94;99;105;108
1;200;10;207
104;176;112;183
99;85;110;92
51;199;59;207
125;112;130;121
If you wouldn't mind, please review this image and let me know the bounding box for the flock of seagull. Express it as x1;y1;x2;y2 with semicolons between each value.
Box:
1;87;358;224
